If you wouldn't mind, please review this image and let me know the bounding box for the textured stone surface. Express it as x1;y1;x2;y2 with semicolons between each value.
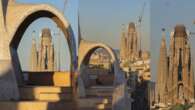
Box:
30;28;55;71
0;0;76;100
156;34;168;104
120;22;138;62
78;40;131;110
0;60;19;100
156;25;194;105
0;101;77;110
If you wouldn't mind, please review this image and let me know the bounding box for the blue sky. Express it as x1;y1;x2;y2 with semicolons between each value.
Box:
79;0;150;50
151;0;195;81
16;0;78;71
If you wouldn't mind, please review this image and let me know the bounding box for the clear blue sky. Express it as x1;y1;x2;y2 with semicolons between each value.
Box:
151;0;195;81
16;0;78;71
79;0;150;50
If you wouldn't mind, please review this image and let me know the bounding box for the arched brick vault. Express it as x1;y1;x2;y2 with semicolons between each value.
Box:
5;2;77;85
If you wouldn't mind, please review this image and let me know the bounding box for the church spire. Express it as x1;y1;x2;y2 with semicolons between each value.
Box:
156;25;195;105
120;24;127;62
156;28;168;104
30;33;38;71
161;28;166;48
37;28;55;71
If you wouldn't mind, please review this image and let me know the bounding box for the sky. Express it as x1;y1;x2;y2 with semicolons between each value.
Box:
17;0;150;71
79;0;150;50
151;0;195;81
16;0;78;71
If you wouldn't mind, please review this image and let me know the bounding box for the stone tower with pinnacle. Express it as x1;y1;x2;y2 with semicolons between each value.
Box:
156;25;195;105
30;28;55;71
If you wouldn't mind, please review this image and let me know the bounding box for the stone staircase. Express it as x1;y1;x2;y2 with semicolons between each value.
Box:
0;86;77;110
19;86;73;101
78;86;113;110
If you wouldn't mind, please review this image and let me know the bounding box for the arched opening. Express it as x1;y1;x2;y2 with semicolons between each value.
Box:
78;43;118;100
77;42;125;109
10;10;76;86
9;10;77;102
80;48;114;88
17;18;71;86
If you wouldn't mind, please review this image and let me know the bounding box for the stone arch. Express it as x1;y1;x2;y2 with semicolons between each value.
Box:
7;4;77;85
77;40;121;97
78;40;130;110
78;40;118;70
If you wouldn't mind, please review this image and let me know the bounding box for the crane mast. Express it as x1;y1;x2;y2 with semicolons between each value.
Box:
138;2;146;56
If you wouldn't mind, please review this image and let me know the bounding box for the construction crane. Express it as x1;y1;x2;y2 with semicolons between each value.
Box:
137;2;146;55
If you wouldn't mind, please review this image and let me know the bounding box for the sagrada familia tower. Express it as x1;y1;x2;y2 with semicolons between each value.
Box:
120;22;139;62
30;28;55;71
156;25;194;105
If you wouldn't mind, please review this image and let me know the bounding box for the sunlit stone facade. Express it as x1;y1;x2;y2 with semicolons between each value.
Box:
120;22;138;62
30;28;55;71
156;25;195;105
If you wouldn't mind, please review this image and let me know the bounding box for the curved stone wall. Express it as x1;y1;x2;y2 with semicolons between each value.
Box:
0;0;77;100
78;40;131;110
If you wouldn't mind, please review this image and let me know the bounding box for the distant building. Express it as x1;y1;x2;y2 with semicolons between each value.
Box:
30;28;55;71
89;49;112;70
130;58;151;110
120;22;139;63
156;25;194;106
149;81;156;108
120;22;151;110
